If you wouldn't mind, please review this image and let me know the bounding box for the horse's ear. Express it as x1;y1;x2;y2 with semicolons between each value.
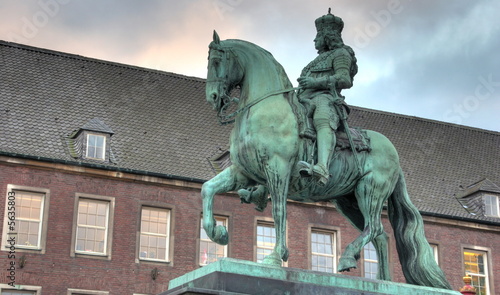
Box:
213;30;220;45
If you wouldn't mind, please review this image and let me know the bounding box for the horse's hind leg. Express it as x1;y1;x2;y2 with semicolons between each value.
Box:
334;195;391;280
337;176;393;279
372;231;390;280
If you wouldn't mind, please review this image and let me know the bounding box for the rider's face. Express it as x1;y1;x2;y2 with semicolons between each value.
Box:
314;34;326;52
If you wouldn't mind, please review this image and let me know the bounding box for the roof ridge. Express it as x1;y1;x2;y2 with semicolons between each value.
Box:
0;39;206;83
351;105;500;136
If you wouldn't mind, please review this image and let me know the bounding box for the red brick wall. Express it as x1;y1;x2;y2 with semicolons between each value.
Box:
1;162;499;294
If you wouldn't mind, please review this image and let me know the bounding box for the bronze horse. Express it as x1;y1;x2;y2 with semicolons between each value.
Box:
202;31;451;289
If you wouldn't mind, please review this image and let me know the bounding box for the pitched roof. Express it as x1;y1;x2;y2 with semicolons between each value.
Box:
80;117;115;134
0;40;231;181
1;40;499;224
456;178;500;198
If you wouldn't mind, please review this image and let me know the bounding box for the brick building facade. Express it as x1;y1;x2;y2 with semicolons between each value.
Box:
0;40;499;294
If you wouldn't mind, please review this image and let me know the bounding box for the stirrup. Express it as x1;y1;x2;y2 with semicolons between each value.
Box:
298;161;313;177
313;164;330;186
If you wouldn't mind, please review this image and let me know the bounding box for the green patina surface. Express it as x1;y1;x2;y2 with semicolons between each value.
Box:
168;258;460;295
201;8;453;291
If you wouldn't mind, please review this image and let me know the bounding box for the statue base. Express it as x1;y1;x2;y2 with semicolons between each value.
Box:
161;258;459;295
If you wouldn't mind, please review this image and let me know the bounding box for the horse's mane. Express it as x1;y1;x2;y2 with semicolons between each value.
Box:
220;39;292;87
223;39;274;59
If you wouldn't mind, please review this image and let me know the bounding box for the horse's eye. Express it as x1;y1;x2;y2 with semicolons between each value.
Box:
212;58;221;65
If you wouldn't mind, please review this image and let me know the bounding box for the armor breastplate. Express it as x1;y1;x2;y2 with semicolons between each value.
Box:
301;51;335;76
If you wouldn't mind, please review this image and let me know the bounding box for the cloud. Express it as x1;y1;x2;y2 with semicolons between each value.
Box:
0;0;497;132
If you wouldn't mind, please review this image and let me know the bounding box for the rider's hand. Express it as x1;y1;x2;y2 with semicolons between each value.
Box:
297;76;315;89
298;76;327;89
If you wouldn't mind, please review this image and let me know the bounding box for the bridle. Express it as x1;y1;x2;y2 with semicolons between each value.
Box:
216;86;301;125
207;43;244;124
207;43;300;125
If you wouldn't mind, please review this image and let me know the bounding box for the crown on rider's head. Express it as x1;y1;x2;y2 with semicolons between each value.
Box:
315;8;344;33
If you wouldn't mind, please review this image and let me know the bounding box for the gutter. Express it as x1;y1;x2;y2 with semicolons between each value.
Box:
419;210;500;227
0;151;206;184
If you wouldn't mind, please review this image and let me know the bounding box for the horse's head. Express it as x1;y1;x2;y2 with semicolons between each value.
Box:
206;31;244;113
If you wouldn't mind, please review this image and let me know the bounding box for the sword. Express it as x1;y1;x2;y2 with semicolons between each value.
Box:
330;82;363;176
338;105;363;176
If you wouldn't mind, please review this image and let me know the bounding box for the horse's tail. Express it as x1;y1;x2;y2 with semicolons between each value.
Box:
388;169;452;290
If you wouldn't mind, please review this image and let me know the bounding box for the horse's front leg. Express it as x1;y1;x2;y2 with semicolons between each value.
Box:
202;166;251;245
262;158;292;265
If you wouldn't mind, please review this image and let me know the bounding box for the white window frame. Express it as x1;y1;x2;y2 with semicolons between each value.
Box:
484;195;499;217
85;133;106;160
67;288;109;295
1;185;50;253
139;207;171;263
199;216;228;266
256;222;276;263
75;199;109;255
363;242;379;279
310;229;336;273
463;248;490;295
71;194;114;259
0;284;41;295
429;243;439;265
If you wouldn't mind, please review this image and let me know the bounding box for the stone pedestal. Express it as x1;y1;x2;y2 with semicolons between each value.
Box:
160;258;460;295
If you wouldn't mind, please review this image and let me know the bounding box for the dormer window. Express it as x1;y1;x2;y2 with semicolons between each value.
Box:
67;118;115;163
484;195;499;217
207;147;231;174
456;179;500;218
86;133;106;160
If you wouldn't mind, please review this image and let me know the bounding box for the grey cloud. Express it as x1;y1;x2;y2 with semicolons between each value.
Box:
0;0;497;131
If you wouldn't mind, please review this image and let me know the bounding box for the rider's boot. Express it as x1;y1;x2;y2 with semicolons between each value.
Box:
313;127;335;186
298;126;335;186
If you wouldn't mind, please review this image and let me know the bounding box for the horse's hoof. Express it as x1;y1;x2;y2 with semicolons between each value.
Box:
338;256;357;272
281;247;289;262
214;225;229;245
261;252;282;266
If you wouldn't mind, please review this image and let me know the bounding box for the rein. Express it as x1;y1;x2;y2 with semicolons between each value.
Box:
218;86;301;125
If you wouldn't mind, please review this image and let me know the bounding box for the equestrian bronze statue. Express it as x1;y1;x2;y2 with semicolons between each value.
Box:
201;10;452;290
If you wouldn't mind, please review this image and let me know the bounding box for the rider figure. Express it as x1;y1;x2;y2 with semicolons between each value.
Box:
297;9;358;186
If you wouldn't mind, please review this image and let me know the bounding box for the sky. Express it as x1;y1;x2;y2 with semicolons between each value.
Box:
0;0;499;132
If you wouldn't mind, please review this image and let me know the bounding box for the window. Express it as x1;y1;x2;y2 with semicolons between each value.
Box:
67;118;114;161
199;216;227;265
67;289;109;295
0;284;41;295
72;194;114;258
311;230;336;273
484;195;499;217
10;192;43;248
2;186;50;253
76;199;109;254
256;223;276;263
86;134;106;160
430;243;439;264
363;242;378;279
464;250;490;295
139;207;170;262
